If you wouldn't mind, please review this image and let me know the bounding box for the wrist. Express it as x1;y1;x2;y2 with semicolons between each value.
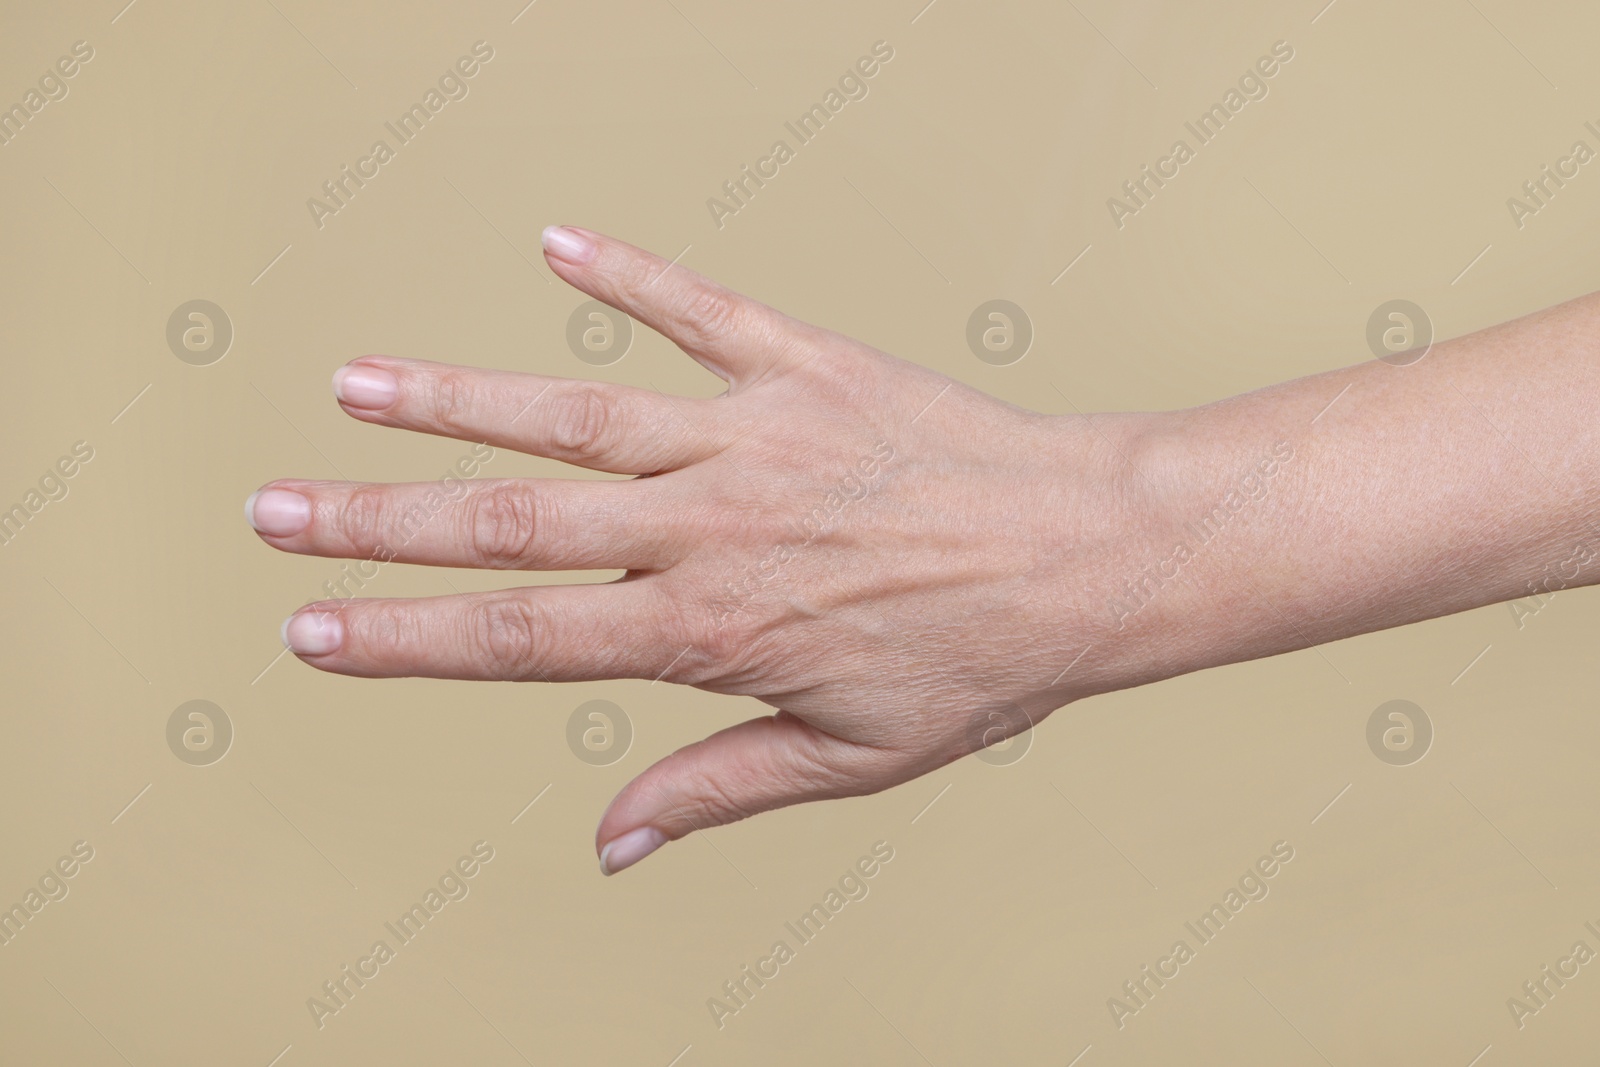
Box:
1073;409;1295;694
1021;407;1244;703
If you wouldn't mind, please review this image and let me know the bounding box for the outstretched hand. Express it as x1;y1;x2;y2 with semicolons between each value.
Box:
247;227;1185;873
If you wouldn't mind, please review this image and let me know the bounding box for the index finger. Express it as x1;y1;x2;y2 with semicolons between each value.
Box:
540;226;813;388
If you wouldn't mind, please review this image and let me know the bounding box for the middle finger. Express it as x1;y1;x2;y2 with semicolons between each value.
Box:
246;476;685;571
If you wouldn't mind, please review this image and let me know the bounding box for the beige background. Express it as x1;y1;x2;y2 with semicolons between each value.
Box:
3;0;1598;1063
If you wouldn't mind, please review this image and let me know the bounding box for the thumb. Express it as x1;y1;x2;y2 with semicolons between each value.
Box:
594;712;871;876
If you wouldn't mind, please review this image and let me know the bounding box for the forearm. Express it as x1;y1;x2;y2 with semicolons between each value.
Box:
1104;291;1600;687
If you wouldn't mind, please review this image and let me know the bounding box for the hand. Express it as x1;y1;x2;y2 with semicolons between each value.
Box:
247;227;1163;874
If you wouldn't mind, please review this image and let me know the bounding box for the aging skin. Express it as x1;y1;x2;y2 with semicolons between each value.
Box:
247;226;1600;875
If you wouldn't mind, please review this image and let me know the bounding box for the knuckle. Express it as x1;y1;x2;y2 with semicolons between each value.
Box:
674;286;743;351
681;767;752;826
336;483;393;553
548;383;618;462
467;596;542;678
428;370;478;434
465;483;542;568
355;599;411;652
665;598;770;685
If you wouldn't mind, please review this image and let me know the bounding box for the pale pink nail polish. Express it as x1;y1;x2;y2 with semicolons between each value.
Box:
541;226;596;265
599;827;667;876
332;365;399;409
245;489;312;536
282;611;344;655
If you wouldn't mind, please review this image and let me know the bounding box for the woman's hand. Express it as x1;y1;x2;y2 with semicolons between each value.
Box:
247;227;1166;874
250;228;1600;875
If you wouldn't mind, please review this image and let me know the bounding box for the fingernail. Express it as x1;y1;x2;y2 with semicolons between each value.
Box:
541;226;596;265
282;611;344;655
332;365;399;409
599;827;667;876
245;489;312;536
